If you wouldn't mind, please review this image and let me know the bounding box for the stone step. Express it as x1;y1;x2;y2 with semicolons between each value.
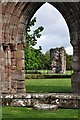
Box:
33;103;58;110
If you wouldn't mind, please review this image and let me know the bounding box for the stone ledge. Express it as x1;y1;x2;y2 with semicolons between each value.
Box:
1;93;79;99
1;93;80;109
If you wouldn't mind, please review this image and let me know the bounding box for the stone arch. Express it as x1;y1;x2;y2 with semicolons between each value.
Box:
0;2;79;94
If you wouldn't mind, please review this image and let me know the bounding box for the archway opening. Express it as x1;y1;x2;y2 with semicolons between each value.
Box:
25;2;73;93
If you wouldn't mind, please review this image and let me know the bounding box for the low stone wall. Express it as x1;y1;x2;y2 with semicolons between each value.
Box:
1;93;80;109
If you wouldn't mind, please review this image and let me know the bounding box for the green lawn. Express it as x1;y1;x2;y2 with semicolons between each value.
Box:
2;107;79;120
2;78;79;120
25;78;71;93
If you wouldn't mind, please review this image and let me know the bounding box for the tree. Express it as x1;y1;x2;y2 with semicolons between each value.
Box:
42;50;51;69
25;17;44;70
66;54;73;70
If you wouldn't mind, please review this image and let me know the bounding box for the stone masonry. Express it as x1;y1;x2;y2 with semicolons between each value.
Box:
1;93;79;109
50;47;66;74
0;1;80;94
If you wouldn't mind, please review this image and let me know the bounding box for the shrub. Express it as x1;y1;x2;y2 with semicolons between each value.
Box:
26;74;71;79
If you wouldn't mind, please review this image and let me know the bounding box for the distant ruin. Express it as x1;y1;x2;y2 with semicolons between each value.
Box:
50;47;66;74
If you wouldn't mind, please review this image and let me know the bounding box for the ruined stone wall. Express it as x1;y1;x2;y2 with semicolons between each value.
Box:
1;93;79;109
0;43;26;94
50;47;66;74
0;1;79;94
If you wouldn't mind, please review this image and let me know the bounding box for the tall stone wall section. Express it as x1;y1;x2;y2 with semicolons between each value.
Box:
0;43;26;94
50;47;66;74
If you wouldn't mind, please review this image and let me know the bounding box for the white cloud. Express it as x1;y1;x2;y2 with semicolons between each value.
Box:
32;2;73;55
65;46;73;55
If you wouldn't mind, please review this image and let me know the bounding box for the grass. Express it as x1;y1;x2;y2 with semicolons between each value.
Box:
2;77;79;120
2;107;79;120
25;78;71;93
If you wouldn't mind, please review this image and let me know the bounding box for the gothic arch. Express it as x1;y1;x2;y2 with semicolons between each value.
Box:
0;2;80;94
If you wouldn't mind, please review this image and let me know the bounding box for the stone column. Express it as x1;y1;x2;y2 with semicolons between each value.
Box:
14;43;26;93
71;32;80;93
0;43;5;93
71;46;80;93
11;43;17;93
4;44;12;93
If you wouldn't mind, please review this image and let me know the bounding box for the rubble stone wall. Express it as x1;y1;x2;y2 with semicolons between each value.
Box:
1;93;80;108
50;47;66;74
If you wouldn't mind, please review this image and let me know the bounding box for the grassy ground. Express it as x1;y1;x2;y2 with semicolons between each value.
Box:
25;78;71;93
2;107;79;120
2;78;79;120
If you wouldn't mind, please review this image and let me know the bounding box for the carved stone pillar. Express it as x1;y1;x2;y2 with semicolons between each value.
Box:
12;43;26;94
3;44;12;93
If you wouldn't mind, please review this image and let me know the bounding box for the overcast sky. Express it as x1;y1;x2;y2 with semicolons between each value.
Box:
31;2;73;55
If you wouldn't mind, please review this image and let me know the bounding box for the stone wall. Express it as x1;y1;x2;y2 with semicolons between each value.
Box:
1;93;79;109
0;2;80;93
0;43;26;94
50;47;66;74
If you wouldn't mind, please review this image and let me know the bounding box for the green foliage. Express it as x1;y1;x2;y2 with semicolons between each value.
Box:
25;17;44;70
43;50;51;69
66;54;73;70
25;17;73;71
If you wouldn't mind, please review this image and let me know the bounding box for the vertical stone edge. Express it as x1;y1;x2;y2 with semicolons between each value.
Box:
0;2;2;120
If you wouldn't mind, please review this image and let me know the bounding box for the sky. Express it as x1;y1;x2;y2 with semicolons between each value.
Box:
31;2;73;55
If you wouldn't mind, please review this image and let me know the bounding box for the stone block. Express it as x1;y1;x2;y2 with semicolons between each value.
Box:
11;81;17;89
11;51;16;59
17;88;26;93
33;103;58;110
1;71;5;81
16;49;22;59
11;66;16;70
17;81;25;89
16;60;22;71
16;49;24;70
12;72;25;80
11;59;16;66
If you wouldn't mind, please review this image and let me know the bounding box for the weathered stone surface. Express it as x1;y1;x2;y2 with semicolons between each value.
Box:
0;2;80;94
1;93;79;108
12;71;25;80
50;47;66;74
33;104;58;110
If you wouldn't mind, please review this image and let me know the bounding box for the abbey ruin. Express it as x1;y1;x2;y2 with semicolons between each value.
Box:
0;2;80;94
50;47;66;74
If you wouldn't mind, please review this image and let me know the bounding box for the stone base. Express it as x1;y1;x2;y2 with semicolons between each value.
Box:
1;93;80;109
